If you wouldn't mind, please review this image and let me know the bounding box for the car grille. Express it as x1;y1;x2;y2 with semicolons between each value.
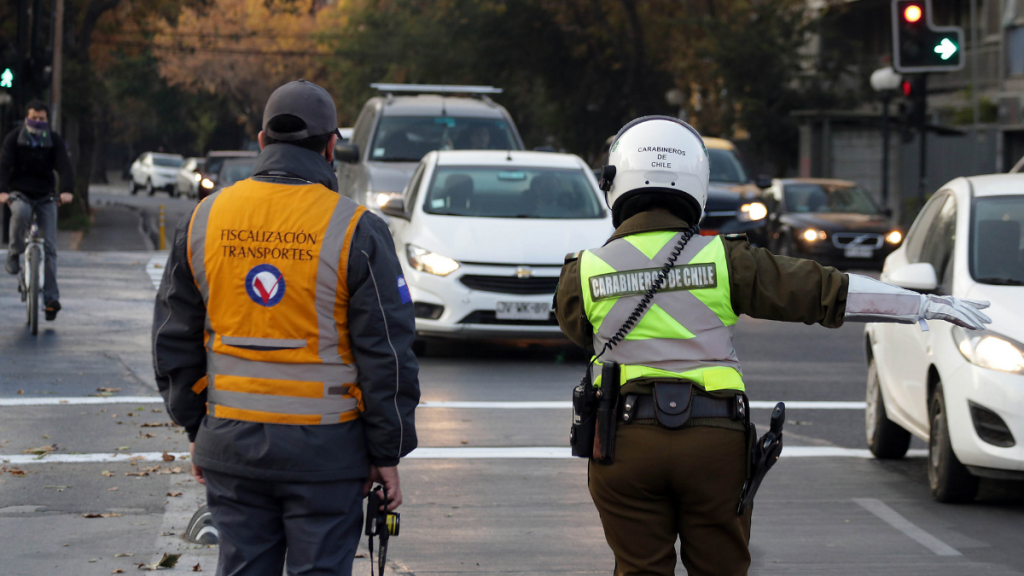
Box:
458;311;559;326
459;275;559;295
831;233;883;248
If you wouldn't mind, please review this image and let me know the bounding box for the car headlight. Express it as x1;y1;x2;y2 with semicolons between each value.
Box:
737;202;768;222
201;178;215;190
952;327;1024;374
406;244;460;276
367;191;401;209
886;230;902;244
802;228;827;242
194;173;202;182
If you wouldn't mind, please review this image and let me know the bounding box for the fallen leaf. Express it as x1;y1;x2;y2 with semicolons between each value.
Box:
44;485;71;492
114;552;134;557
140;422;172;428
140;433;155;439
192;563;202;572
16;390;23;394
101;471;114;477
166;492;182;497
354;553;367;558
460;440;468;444
155;466;183;475
81;512;122;518
97;387;121;393
128;455;146;461
9;470;26;477
141;465;162;473
42;435;49;439
113;570;124;574
124;472;148;477
22;444;56;455
151;409;162;413
116;446;129;451
160;531;175;536
157;553;181;568
89;558;98;562
161;451;175;462
108;487;119;491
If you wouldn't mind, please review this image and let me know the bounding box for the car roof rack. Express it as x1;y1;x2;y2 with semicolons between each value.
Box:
370;83;503;95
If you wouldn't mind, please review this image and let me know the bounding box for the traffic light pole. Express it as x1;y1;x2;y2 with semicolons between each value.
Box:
52;0;63;132
881;93;891;207
917;73;928;208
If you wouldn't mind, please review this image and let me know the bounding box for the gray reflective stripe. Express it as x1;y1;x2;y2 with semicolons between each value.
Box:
189;192;220;351
208;353;359;384
207;388;358;416
315;199;362;363
188;192;220;305
588;233;741;377
591;358;739;383
221;336;307;349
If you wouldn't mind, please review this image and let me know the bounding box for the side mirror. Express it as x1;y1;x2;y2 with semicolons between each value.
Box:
886;262;938;292
335;143;359;163
755;175;773;189
881;207;894;218
380;197;408;219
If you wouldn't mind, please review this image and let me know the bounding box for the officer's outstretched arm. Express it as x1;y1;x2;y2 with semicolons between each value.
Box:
844;274;990;331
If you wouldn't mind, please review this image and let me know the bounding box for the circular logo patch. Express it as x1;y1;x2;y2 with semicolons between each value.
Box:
245;264;285;307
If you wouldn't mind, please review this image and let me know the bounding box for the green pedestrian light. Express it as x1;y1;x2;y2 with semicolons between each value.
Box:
0;68;13;89
934;38;957;60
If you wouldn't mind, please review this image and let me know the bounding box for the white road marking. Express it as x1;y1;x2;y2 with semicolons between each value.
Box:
0;396;163;406
418;400;867;409
146;253;169;290
2;446;927;464
3;398;868;409
854;498;962;556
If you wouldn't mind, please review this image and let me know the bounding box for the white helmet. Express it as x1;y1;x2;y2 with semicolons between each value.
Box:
600;116;710;226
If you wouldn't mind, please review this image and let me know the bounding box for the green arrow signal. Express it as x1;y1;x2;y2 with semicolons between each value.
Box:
934;38;958;61
0;68;12;89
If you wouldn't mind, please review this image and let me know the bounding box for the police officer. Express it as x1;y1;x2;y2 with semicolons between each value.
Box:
153;80;420;576
554;116;990;576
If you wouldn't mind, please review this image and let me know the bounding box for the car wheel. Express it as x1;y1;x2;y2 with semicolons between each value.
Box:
928;382;979;503
146;179;155;196
865;359;911;459
129;179;138;195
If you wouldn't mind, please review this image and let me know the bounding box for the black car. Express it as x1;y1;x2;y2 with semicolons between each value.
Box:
198;150;259;200
762;178;903;269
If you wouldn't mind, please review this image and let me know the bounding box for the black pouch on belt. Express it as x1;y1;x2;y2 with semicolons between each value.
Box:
653;382;694;429
570;369;598;458
592;361;620;465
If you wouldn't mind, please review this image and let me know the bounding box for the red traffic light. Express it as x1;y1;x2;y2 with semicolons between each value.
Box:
904;4;922;22
902;80;912;97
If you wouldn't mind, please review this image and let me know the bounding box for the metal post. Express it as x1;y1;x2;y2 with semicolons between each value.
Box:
51;0;63;132
159;205;166;250
881;94;891;207
917;75;928;209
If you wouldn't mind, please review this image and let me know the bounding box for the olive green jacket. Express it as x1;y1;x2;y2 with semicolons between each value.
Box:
555;211;849;354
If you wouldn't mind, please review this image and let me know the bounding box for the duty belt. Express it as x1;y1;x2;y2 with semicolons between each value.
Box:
620;392;747;424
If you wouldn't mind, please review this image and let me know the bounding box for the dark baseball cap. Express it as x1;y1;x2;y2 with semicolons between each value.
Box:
262;80;338;141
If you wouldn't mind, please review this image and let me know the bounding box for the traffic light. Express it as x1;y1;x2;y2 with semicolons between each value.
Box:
899;76;927;127
0;68;12;89
892;0;964;73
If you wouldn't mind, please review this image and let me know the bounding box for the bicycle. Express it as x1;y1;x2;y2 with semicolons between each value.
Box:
10;193;55;335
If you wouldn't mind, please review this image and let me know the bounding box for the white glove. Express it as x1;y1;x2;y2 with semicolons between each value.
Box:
844;274;991;331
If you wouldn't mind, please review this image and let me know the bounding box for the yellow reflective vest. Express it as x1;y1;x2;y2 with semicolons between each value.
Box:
187;178;367;425
580;232;745;392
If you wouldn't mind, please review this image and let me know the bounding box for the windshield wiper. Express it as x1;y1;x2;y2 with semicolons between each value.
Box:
975;277;1024;286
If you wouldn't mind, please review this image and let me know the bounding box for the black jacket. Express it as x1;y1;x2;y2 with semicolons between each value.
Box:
152;144;420;482
0;125;74;199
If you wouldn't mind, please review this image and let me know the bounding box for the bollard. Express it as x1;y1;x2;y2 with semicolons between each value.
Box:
159;205;166;251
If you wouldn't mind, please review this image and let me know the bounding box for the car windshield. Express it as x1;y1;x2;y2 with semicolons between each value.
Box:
371;117;519;162
708;148;748;183
971;195;1024;286
153;156;183;168
219;162;256;187
784;183;880;215
423;166;603;219
206;155;248;175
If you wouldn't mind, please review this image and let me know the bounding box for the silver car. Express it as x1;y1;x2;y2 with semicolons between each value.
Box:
176;157;205;199
335;84;525;212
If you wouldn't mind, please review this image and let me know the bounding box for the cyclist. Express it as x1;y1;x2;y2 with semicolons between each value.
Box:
0;100;75;321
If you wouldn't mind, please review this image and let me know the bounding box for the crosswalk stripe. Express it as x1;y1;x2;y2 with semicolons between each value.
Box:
0;446;927;464
146;253;169;290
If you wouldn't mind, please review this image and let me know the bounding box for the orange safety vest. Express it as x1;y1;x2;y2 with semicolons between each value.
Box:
187;178;367;425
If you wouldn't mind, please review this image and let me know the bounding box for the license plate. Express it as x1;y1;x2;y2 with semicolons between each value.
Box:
495;302;550;321
845;246;874;259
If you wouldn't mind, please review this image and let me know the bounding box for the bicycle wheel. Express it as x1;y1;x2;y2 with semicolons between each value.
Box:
26;245;40;335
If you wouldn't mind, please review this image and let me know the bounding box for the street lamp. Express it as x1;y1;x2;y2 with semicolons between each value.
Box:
870;66;902;210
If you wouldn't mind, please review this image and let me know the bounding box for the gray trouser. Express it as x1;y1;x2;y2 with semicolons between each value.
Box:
204;470;365;576
9;196;59;303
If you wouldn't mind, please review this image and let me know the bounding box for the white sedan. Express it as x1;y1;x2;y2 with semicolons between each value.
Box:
380;150;613;345
865;174;1024;502
129;152;184;196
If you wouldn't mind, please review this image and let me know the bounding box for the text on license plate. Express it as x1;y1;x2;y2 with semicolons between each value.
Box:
844;246;874;258
495;302;551;320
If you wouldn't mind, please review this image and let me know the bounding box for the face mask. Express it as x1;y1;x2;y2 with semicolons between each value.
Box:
26;119;48;134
